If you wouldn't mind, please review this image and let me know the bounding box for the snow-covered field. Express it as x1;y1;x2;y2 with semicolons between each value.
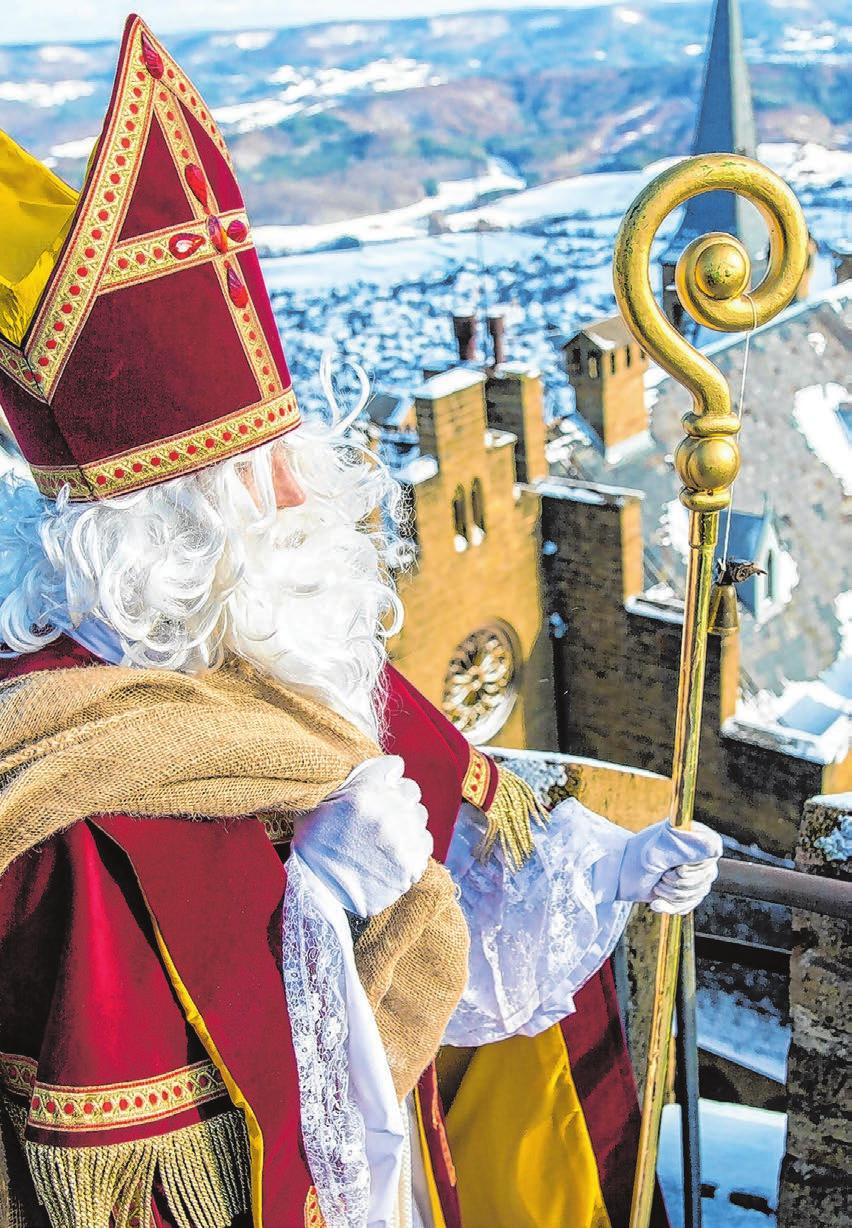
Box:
213;57;446;136
659;1099;787;1226
256;142;849;258
254;160;524;253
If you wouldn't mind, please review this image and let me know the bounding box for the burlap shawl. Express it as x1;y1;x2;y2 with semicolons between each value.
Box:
0;658;469;1096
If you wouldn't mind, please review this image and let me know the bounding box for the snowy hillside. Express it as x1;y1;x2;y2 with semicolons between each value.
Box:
263;141;849;427
1;1;848;224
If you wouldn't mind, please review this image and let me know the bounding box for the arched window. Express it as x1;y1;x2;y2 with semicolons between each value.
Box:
609;352;617;375
471;478;486;543
452;485;469;550
571;346;582;371
588;352;600;379
625;345;633;368
766;550;777;602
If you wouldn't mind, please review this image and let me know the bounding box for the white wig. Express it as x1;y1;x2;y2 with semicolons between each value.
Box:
0;360;405;739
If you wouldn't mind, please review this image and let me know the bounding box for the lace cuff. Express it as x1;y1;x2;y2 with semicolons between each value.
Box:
282;852;405;1227
443;799;632;1046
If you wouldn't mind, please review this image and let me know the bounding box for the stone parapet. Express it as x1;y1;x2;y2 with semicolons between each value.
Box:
778;792;851;1227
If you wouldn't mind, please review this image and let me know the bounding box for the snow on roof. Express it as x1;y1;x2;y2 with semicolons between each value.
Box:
393;454;439;485
565;315;634;351
365;390;414;429
485;429;517;450
413;368;485;399
493;360;541;379
779;694;845;737
791;381;852;496
535;476;645;504
723;710;848;765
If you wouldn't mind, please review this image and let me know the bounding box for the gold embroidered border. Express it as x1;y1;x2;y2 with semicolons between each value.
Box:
0;336;45;398
261;813;294;845
30;388;301;500
0;1052;36;1100
155;83;220;217
29;468;92;500
153;27;233;170
25;18;235;396
304;1186;326;1227
0;1052;227;1133
213;256;285;403
461;747;492;809
27;23;154;395
98;211;251;293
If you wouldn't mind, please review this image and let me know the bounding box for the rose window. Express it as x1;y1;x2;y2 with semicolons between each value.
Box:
442;626;518;742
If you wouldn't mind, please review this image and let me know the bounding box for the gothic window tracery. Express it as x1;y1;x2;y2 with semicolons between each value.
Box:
442;625;518;742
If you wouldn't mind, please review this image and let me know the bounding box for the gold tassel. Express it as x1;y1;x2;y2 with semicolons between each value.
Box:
1;1101;30;1228
0;1114;10;1228
24;1110;249;1228
477;767;549;871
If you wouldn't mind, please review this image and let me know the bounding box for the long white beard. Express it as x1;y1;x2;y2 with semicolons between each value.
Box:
219;454;394;741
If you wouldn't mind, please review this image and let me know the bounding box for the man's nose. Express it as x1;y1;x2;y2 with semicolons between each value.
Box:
272;451;307;508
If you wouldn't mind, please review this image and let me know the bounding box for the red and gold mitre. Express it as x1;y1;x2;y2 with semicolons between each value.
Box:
0;14;300;501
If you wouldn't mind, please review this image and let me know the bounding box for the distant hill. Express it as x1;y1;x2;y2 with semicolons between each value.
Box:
1;2;848;224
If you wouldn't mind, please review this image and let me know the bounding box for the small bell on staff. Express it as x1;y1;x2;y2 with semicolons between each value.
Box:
708;559;765;637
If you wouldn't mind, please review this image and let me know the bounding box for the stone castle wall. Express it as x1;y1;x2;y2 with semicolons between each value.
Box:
778;793;851;1226
390;370;557;752
539;479;834;856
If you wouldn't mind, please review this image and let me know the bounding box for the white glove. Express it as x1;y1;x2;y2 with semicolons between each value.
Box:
593;819;723;915
290;755;433;918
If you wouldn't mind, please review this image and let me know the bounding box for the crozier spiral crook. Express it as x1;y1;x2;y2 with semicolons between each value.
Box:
613;153;808;512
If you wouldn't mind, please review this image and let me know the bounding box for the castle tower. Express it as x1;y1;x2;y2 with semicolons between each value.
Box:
564;317;650;460
661;0;767;332
388;368;557;751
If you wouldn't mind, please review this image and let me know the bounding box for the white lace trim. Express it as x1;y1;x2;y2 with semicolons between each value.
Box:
444;798;632;1046
282;854;371;1227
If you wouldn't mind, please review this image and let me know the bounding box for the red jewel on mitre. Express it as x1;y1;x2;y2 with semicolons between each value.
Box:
0;14;301;501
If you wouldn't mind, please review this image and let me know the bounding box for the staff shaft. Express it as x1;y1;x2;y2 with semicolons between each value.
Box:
629;509;718;1227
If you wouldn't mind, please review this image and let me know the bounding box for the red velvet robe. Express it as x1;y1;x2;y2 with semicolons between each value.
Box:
0;638;658;1227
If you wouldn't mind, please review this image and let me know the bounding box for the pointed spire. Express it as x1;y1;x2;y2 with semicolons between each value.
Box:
664;0;766;266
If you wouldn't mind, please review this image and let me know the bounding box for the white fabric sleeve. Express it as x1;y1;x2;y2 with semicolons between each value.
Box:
442;798;633;1046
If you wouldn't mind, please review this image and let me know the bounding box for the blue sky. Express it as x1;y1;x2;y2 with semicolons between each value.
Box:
2;1;624;46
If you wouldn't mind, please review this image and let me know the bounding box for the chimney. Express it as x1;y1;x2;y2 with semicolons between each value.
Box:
487;311;506;367
452;314;477;362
